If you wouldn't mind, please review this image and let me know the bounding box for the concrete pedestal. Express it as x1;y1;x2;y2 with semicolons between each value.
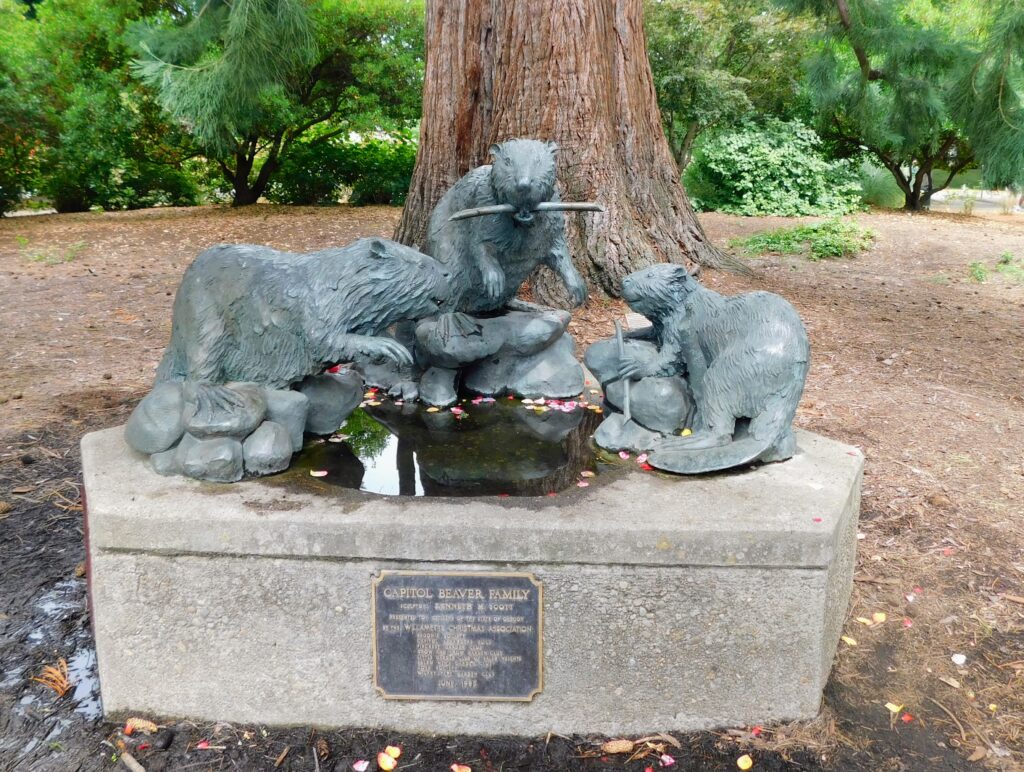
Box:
82;426;861;735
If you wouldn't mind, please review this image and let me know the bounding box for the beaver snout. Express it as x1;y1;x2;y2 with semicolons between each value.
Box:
514;209;536;224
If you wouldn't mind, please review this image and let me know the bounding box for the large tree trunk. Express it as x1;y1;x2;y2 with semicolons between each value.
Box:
395;0;731;302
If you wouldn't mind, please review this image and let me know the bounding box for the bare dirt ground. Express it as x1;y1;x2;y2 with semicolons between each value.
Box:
1;205;1022;771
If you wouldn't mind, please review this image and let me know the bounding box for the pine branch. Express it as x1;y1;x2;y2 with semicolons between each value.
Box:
835;0;884;81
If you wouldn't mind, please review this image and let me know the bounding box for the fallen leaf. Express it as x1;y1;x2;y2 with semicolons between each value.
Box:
884;702;903;714
938;675;961;689
577;481;590;488
680;428;693;436
841;636;857;646
903;618;913;628
872;612;887;624
426;406;440;413
125;717;158;735
1001;593;1024;606
352;761;370;772
11;486;34;495
736;754;753;770
451;765;472;772
751;726;763;737
636;453;649;463
309;470;328;477
988;703;997;712
384;746;401;759
659;754;675;767
580;470;596;478
951;653;967;666
618;451;630;459
196;740;211;750
0;501;12;515
377;751;397;771
315;737;330;759
967;747;988;762
640;463;654;471
901;713;914;723
855;617;874;626
600;739;634;754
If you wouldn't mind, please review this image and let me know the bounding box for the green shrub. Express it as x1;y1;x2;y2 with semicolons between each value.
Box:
268;132;417;206
685;119;863;216
40;83;198;212
730;218;874;260
341;135;417;206
266;141;348;206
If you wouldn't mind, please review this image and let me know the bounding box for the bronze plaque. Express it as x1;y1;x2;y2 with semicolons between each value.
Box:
372;571;543;701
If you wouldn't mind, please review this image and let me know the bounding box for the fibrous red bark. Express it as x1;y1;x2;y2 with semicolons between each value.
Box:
395;0;728;302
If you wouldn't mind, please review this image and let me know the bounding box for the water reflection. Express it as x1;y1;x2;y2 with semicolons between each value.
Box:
295;399;601;497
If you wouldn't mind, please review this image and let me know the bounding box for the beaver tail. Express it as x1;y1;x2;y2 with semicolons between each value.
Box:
647;369;804;474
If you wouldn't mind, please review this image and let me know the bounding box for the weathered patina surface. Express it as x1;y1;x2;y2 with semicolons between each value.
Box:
587;264;810;473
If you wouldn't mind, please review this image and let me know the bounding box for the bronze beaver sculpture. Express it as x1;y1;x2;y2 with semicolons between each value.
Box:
424;138;589;313
591;264;810;474
124;238;450;481
156;238;448;386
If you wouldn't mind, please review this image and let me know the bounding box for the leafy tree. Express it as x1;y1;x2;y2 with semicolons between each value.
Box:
9;0;197;213
134;0;424;206
781;0;1024;210
954;1;1024;188
645;0;811;169
0;0;44;214
686;118;863;215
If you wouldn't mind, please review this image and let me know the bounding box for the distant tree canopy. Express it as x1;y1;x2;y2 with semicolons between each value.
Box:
1;0;1020;217
645;0;811;170
132;0;424;206
0;0;196;213
780;0;1024;210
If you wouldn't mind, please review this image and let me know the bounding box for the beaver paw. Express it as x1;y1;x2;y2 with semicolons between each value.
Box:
564;274;588;308
357;337;414;369
481;265;505;301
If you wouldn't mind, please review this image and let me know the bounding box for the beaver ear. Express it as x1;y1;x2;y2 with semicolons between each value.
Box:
488;143;503;160
544;140;559;156
367;239;389;261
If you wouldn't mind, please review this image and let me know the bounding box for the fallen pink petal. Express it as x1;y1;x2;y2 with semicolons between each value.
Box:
352;761;369;772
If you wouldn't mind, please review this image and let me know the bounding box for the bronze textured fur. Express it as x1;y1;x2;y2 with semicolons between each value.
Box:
620;264;810;474
424;138;587;314
155;238;450;389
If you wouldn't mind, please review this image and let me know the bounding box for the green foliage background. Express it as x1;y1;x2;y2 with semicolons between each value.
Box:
686;119;863;216
0;0;1021;217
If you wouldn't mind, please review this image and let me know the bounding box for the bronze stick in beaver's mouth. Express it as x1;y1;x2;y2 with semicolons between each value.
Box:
447;201;604;221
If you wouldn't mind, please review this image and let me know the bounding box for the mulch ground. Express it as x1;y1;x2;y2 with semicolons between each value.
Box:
0;204;1022;771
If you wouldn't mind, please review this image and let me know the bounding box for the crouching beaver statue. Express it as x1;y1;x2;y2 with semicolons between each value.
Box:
586;264;810;474
124;238;450;482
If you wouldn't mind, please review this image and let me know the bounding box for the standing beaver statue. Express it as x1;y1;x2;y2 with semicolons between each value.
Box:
124;238;450;482
586;264;810;474
366;138;602;406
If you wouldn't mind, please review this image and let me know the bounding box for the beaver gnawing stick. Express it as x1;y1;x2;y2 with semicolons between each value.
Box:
448;201;604;221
